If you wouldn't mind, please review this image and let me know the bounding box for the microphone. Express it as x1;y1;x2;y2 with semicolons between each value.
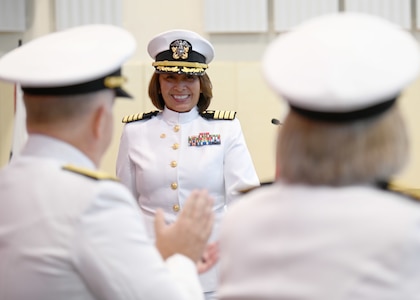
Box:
271;118;281;125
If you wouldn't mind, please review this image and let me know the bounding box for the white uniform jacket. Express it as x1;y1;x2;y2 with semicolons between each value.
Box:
117;107;260;292
218;181;420;300
0;134;204;300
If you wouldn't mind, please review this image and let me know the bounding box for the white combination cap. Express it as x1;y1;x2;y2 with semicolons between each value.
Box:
0;24;136;98
147;29;214;75
262;12;420;121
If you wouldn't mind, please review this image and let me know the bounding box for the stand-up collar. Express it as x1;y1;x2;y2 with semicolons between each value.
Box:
162;106;199;125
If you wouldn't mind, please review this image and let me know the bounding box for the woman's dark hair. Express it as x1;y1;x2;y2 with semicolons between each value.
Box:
148;72;213;112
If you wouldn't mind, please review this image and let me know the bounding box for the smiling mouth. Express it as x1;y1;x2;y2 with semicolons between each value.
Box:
172;94;189;101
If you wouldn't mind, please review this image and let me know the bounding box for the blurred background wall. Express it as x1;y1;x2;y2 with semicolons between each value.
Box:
1;0;420;186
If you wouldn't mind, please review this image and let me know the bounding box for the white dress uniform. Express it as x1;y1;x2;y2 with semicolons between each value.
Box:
117;106;260;292
0;135;204;300
218;182;420;299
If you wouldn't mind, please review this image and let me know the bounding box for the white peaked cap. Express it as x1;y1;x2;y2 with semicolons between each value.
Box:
147;29;214;75
0;24;136;97
262;12;420;114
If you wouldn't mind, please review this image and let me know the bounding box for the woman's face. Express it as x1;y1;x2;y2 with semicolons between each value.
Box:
158;73;201;113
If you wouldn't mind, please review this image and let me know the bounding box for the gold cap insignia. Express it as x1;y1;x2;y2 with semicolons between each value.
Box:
170;39;191;60
104;76;127;88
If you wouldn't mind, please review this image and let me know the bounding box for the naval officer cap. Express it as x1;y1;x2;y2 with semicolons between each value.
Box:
0;24;136;98
148;29;214;76
262;12;420;122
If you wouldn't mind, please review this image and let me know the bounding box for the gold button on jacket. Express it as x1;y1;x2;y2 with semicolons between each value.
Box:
171;182;178;190
172;204;180;212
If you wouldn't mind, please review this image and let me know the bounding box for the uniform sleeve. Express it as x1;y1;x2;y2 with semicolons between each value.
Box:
223;118;260;205
116;126;139;200
71;182;204;300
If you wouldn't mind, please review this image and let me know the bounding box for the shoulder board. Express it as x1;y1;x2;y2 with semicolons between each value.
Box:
62;164;119;181
122;110;160;123
387;181;420;202
200;110;236;120
239;181;272;194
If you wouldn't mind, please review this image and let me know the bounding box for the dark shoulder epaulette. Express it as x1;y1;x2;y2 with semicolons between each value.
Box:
62;164;119;181
200;110;236;120
122;110;160;123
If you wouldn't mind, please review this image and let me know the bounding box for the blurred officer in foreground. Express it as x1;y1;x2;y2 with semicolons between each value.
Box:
0;25;215;300
218;12;420;299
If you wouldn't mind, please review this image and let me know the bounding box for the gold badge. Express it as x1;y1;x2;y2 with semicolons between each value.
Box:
170;39;191;60
104;76;126;88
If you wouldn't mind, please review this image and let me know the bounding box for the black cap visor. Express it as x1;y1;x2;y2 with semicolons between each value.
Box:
22;69;132;99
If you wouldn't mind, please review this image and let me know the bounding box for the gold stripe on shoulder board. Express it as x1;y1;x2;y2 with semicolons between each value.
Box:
387;181;420;201
214;110;236;120
122;113;140;123
201;110;236;120
62;164;119;181
122;110;160;123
